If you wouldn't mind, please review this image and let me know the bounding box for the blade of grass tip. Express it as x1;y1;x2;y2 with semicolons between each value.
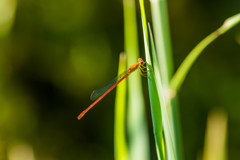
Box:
148;23;176;160
123;0;150;160
202;109;227;160
114;53;128;160
170;13;240;92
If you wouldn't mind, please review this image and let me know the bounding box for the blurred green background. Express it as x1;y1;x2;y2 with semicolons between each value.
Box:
0;0;240;159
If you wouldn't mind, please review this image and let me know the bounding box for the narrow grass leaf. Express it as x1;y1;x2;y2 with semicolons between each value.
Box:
148;23;176;160
148;23;165;160
149;0;183;158
139;0;163;159
149;0;174;86
202;109;227;160
139;0;174;159
114;53;128;160
170;13;240;92
123;0;150;159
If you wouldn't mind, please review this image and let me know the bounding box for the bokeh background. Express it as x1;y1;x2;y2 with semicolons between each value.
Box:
0;0;240;159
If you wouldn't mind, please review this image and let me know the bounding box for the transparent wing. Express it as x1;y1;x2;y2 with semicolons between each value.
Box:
90;70;128;101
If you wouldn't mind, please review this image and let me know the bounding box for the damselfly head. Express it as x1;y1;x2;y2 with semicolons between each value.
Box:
138;58;144;64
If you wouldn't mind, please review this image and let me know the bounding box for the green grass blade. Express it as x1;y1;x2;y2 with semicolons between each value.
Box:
149;0;183;159
148;23;176;160
139;0;150;59
123;0;150;160
149;0;174;86
139;1;164;159
139;0;178;159
148;23;165;160
170;13;240;92
202;109;227;160
146;64;164;160
114;53;128;160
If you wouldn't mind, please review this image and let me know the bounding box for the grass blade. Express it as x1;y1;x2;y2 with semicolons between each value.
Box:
123;0;150;159
149;0;174;86
148;23;165;160
139;0;176;159
114;53;128;160
139;0;163;159
148;23;176;160
170;13;240;92
149;1;183;159
202;109;227;160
